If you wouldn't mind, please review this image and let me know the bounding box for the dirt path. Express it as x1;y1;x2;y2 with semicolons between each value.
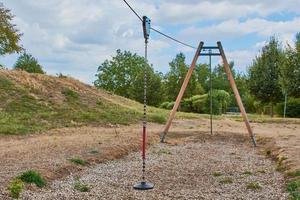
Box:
21;136;288;200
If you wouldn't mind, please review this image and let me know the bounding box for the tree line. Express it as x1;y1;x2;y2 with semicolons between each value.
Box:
95;35;300;117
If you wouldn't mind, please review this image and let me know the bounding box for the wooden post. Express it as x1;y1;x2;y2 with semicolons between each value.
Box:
160;42;203;142
217;41;257;147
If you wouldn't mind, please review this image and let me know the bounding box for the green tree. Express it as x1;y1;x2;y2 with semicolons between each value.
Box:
163;53;199;101
248;37;284;117
14;53;44;74
94;49;162;106
0;3;22;55
280;33;300;98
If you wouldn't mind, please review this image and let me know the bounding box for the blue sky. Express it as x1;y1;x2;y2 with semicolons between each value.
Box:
1;0;300;84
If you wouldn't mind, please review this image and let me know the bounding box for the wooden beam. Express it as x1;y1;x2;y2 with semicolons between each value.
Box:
160;41;204;142
217;41;257;147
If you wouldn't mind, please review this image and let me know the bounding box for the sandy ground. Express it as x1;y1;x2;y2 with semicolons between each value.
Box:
0;117;299;199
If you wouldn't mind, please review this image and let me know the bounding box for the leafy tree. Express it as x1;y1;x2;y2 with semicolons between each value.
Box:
14;53;44;74
280;33;300;98
248;37;284;117
0;3;22;55
94;49;162;106
163;53;200;101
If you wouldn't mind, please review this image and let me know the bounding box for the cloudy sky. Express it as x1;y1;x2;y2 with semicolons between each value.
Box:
1;0;300;84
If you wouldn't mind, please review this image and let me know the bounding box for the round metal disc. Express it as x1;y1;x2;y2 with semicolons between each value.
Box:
133;181;154;190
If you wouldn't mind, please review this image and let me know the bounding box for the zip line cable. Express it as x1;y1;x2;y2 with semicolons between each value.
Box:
122;0;197;49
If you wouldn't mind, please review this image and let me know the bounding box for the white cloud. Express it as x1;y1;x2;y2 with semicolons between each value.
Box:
1;0;300;84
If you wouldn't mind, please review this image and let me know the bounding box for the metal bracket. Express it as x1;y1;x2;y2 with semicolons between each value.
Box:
143;16;151;42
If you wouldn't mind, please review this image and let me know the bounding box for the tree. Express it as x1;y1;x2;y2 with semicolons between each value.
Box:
280;33;300;98
94;49;163;106
163;53;200;101
248;37;284;117
0;3;22;55
14;53;44;74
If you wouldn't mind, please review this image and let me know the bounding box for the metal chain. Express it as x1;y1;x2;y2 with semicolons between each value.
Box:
142;39;148;181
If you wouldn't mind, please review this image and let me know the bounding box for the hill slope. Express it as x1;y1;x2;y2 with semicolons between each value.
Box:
0;70;172;135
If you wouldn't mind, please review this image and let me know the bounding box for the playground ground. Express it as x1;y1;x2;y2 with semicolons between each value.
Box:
0;117;299;199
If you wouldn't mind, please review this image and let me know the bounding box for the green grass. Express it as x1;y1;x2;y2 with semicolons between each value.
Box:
0;74;174;135
17;170;45;188
242;171;253;176
287;179;300;200
73;179;90;192
7;179;24;199
246;182;262;190
287;170;300;178
213;172;223;177
220;177;233;184
70;158;86;166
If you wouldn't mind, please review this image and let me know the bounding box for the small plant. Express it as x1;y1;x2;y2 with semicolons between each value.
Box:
287;179;300;200
220;177;233;184
257;169;266;174
265;149;272;156
246;182;262;190
7;179;24;199
287;170;300;177
156;149;172;155
242;171;253;176
62;88;79;100
213;172;223;177
18;170;45;187
70;158;86;166
74;180;90;192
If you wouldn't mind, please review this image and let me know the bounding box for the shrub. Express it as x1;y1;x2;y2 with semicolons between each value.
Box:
7;179;24;199
18;170;45;187
207;90;230;115
287;179;300;199
246;182;262;190
14;53;44;74
70;158;86;166
276;98;300;118
74;180;90;192
62;88;79;100
159;101;170;109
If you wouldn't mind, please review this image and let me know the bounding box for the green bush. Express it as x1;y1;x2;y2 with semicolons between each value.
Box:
18;170;45;187
7;179;24;199
69;158;86;166
207;90;230;115
14;53;44;74
159;101;170;109
276;98;300;117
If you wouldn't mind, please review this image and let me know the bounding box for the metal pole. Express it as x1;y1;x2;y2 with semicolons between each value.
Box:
209;49;213;135
284;92;287;118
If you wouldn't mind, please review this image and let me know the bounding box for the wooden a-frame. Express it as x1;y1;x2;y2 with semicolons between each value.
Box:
160;41;257;147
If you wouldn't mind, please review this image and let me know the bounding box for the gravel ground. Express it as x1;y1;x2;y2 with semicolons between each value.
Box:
21;138;288;200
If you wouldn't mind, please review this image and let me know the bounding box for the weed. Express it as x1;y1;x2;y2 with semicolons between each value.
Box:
242;171;253;176
74;180;90;192
257;169;266;174
213;172;223;177
246;182;262;190
287;179;300;199
220;177;233;184
62;88;79;100
18;170;45;187
7;179;24;199
265;149;272;156
156;149;172;155
70;158;86;166
287;170;300;178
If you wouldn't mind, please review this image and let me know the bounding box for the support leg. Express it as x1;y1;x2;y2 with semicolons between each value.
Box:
217;41;257;147
161;42;204;142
